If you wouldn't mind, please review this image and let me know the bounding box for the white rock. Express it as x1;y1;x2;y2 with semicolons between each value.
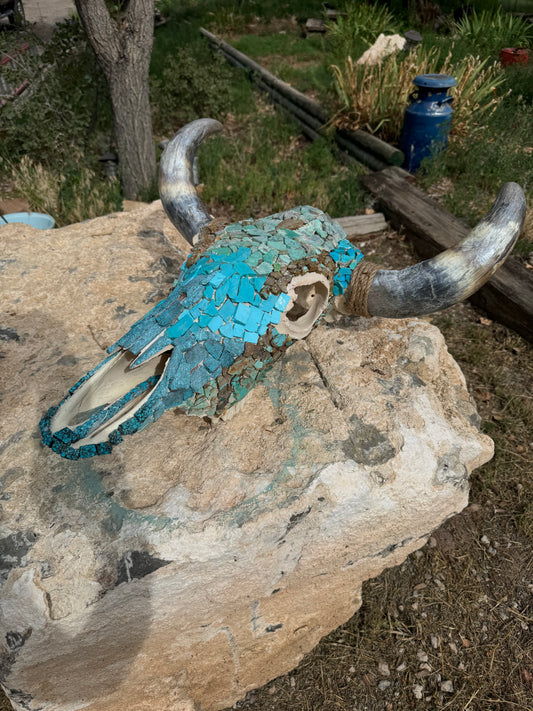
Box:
378;661;390;677
441;680;454;693
0;206;493;711
412;684;424;700
357;33;407;65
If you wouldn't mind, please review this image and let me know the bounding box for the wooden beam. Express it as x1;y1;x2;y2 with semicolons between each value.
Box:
335;213;388;237
361;168;533;342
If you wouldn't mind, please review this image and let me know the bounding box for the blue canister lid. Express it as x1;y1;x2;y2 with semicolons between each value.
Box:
413;73;457;89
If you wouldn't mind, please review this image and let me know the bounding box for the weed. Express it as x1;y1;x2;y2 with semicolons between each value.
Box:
327;1;398;62
150;45;252;135
455;6;533;57
332;46;508;143
10;155;122;226
0;18;111;167
420;98;533;230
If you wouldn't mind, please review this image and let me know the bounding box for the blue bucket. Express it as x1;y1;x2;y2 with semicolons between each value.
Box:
1;212;55;230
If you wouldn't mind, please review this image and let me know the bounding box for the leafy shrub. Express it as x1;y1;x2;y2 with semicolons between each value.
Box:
502;62;533;105
327;1;398;61
332;46;508;143
455;7;532;56
0;18;112;167
150;46;251;134
11;155;122;227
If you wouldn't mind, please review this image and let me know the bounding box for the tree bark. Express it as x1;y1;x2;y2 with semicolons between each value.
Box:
74;0;157;199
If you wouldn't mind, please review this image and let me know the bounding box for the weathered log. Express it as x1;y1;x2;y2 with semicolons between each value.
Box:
200;28;404;170
200;28;328;123
336;213;388;237
338;127;404;167
253;76;389;171
362;168;533;341
305;18;327;33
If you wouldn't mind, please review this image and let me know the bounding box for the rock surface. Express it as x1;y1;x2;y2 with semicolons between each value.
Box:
0;204;493;711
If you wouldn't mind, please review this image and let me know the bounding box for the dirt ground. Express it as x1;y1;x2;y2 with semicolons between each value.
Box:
14;0;74;39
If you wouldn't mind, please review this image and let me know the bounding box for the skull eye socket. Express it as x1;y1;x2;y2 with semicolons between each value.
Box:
276;273;330;339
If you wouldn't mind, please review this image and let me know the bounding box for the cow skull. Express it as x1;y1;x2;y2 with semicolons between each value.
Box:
40;119;526;459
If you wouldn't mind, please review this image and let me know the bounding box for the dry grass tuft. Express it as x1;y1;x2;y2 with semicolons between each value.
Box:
11;156;121;227
332;47;508;144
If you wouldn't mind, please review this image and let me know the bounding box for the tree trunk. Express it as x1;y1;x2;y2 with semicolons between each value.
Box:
74;0;157;199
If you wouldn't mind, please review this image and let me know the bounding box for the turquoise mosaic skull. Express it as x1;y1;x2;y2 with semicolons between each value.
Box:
40;119;526;459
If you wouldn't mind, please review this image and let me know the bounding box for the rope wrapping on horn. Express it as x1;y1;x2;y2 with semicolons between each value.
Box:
344;261;383;317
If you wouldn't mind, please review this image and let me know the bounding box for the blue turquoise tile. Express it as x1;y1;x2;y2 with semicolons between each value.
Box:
252;276;266;292
169;360;191;390
205;339;223;359
236;246;252;260
235;261;254;276
221;262;236;277
233;324;245;338
227;274;241;300
190;365;210;392
205;301;219;317
262;293;279;311
209;271;226;288
244;313;261;333
237;277;255;303
204;353;223;374
214;281;229;306
185;343;206;364
219;322;235;339
166;311;194;338
207;315;224;333
220;348;237;368
244;331;259;344
235;302;251;326
271;331;287;347
274;293;291;312
224;339;245;357
219;298;237;322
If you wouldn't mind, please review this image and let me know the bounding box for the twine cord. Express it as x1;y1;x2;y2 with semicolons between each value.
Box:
345;261;383;318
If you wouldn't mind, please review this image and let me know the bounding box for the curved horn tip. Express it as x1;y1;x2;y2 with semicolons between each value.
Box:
360;181;527;319
159;118;223;245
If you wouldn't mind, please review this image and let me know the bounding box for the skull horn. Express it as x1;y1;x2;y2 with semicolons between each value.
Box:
159;118;223;244
346;182;526;318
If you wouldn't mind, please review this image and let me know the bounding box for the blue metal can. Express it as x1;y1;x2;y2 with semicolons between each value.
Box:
401;74;457;172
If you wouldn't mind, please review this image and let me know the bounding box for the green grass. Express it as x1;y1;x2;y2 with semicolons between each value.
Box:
419;98;533;225
198;106;367;219
232;33;325;60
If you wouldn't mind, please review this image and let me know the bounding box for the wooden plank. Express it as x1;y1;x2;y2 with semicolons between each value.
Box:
361;168;533;342
336;214;388;236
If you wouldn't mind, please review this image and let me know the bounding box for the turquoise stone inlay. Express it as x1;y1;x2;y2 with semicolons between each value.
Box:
40;205;363;459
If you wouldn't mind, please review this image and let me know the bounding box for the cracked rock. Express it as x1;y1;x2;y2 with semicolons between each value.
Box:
0;206;493;711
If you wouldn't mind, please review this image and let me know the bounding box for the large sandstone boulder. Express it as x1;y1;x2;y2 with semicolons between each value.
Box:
0;205;492;711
